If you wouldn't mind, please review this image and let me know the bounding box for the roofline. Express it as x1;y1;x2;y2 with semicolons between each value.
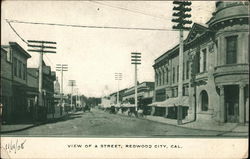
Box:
185;23;209;41
9;42;32;58
153;23;210;67
109;81;154;96
1;47;7;53
153;43;179;65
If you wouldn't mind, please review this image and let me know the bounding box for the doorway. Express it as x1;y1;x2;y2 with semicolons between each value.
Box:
224;85;239;123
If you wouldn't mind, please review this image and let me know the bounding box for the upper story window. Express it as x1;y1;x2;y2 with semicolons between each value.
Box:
155;73;158;86
183;62;185;80
159;72;162;86
202;48;207;72
186;61;189;79
162;69;165;85
18;60;22;78
172;67;175;83
166;68;169;84
197;52;201;73
23;64;26;80
177;65;179;82
13;58;17;76
226;35;237;64
183;86;189;96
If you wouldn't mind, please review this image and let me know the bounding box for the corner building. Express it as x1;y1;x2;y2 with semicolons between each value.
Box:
153;1;249;124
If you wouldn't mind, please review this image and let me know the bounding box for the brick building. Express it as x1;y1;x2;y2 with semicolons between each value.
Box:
152;1;249;124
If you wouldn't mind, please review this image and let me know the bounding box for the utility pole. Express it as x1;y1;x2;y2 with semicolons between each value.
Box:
56;64;68;115
75;88;79;109
131;52;141;111
172;0;192;124
68;80;76;111
115;73;122;106
27;40;56;121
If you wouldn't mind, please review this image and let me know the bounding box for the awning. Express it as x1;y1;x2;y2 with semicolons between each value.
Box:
148;101;162;107
149;96;189;107
122;103;135;107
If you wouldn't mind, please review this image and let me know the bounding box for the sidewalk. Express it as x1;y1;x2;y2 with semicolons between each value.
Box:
1;113;69;134
115;109;248;133
145;115;248;133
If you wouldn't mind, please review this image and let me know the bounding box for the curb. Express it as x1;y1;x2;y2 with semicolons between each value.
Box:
103;110;248;134
0;114;69;134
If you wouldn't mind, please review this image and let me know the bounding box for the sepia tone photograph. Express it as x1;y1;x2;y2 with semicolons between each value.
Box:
0;0;249;158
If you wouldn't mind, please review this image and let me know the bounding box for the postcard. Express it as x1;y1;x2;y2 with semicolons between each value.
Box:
1;1;249;158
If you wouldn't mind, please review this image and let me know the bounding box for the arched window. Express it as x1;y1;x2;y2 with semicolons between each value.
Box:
166;68;169;84
200;90;209;111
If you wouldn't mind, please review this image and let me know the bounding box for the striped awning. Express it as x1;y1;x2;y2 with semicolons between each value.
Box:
149;96;189;107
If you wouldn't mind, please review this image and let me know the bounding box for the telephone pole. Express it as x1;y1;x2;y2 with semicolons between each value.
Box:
172;0;192;124
27;40;56;120
115;73;122;106
68;80;76;111
131;52;141;111
56;64;68;115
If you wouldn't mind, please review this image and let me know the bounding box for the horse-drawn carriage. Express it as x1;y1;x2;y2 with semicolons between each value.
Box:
83;105;91;112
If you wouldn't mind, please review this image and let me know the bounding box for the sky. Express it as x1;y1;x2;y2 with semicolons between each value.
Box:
1;1;215;97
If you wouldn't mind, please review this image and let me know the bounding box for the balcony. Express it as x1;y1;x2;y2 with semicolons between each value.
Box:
195;72;208;81
214;64;249;85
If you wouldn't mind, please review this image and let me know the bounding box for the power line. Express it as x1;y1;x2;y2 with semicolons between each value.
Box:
6;19;174;31
6;20;28;45
6;19;55;67
88;1;171;21
45;54;54;66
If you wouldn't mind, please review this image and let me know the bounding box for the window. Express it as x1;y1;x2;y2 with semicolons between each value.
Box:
171;89;174;97
162;70;165;85
186;61;189;79
177;65;179;82
23;64;26;80
172;67;175;83
183;62;185;80
203;48;207;72
197;52;201;73
18;60;22;78
159;72;161;86
155;73;158;86
226;36;237;64
166;68;169;84
200;90;208;111
13;58;17;76
183;86;189;96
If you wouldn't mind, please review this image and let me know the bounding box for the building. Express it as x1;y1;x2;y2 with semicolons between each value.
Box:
122;82;154;114
26;67;39;121
1;42;31;123
27;61;56;121
100;96;112;109
152;1;249;124
1;48;13;122
54;77;60;94
109;88;127;106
